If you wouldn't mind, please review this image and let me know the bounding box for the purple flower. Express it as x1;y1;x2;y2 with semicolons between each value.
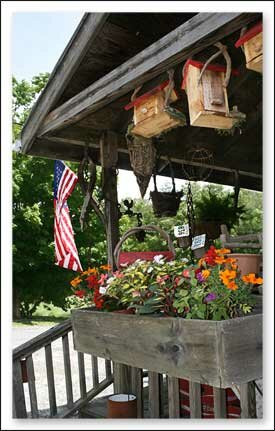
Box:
204;293;216;303
196;272;205;283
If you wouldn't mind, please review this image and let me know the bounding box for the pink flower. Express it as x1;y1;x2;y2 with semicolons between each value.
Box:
182;269;190;278
132;290;141;297
113;271;124;279
156;274;170;284
99;273;108;285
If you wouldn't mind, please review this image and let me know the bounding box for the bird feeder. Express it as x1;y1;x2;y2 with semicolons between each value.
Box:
181;43;244;129
124;70;186;138
235;22;262;74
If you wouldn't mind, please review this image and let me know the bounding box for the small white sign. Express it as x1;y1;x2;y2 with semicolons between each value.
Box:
174;224;189;238
191;234;206;250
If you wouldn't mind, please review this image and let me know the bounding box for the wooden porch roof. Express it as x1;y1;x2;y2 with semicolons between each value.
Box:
21;12;262;191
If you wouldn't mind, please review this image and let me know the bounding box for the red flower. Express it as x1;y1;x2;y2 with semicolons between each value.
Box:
182;269;190;278
86;274;99;289
75;289;86;298
203;246;218;266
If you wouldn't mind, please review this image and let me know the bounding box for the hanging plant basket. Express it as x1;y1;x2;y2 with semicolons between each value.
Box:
235;22;262;74
150;162;183;218
124;71;186;138
181;43;245;130
126;133;156;198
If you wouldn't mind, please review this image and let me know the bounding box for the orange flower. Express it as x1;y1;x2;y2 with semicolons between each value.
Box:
242;273;263;285
216;248;231;255
231;263;238;270
202;269;210;279
225;257;237;264
215;256;227;264
226;281;238;291
70;277;82;287
100;264;111;271
219;269;237;286
198;258;205;267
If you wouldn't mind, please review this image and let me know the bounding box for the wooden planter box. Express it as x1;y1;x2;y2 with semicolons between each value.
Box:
124;81;186;138
235;22;262;74
71;308;262;389
181;59;243;129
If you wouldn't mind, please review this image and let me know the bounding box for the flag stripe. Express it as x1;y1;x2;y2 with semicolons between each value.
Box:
54;161;82;272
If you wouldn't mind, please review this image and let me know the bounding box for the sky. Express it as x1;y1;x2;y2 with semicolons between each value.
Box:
11;11;186;201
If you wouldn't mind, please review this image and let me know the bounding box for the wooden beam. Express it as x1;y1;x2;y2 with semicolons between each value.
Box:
38;13;260;136
21;13;109;154
100;131;120;270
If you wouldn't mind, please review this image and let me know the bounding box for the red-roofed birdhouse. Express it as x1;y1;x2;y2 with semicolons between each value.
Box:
235;22;262;74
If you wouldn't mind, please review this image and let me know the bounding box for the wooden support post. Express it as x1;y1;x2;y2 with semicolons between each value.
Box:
113;362;132;393
167;376;180;418
13;359;27;418
130;367;143;418
100;130;119;270
213;387;227;418
189;381;202;418
240;381;257;418
148;371;160;418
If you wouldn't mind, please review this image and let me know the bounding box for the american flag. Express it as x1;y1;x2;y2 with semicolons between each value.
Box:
53;160;83;272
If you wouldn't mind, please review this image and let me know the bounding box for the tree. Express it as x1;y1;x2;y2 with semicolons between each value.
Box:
12;74;106;318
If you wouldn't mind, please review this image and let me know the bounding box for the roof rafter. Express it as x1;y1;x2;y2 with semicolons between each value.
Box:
31;12;260;142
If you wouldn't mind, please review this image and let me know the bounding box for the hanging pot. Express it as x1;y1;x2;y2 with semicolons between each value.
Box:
150;161;183;217
194;221;221;240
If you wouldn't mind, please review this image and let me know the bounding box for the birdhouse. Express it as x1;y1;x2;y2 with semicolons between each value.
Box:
124;80;186;138
235;22;262;74
181;59;242;129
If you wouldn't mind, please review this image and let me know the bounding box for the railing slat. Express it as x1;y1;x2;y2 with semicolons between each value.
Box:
13;359;27;418
105;359;112;380
13;319;72;360
148;371;160;418
130;367;143;418
62;333;74;408
91;355;99;387
45;343;57;416
240;381;257;418
189;381;202;418
213;387;227;418
78;352;87;398
26;355;39;418
167;376;180;418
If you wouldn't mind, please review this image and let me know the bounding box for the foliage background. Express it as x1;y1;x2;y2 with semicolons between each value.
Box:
12;74;262;318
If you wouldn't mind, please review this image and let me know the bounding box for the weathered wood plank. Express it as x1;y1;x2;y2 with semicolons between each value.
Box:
148;372;160;418
38;13;260;136
91;355;99;387
13;319;72;361
189;381;202;418
240;382;257;418
78;352;87;398
21;13;109;153
26;355;39;418
13;359;27;418
45;343;57;416
213;387;227;418
100;131;120;270
72;310;220;387
219;314;262;387
130;367;143;418
167;376;180;418
62;334;74;408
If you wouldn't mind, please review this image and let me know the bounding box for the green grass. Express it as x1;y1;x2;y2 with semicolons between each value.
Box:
13;302;71;327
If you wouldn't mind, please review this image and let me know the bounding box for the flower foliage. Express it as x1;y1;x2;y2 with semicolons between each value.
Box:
70;247;263;320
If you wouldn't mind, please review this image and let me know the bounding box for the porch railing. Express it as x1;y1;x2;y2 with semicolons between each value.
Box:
13;319;113;418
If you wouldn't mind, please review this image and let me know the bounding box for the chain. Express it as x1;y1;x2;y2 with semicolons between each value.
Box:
186;181;195;242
